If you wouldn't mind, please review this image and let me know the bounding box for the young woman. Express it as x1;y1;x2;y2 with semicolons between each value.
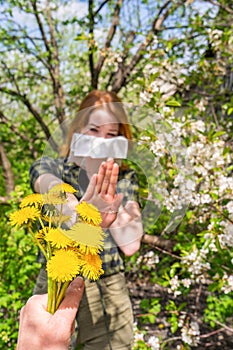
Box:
29;90;143;350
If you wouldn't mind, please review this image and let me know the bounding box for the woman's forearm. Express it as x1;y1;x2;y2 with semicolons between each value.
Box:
34;173;63;193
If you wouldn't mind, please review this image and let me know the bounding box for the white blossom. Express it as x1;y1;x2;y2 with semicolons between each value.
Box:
178;313;186;328
140;91;152;104
190;120;206;133
168;275;181;297
181;321;200;346
219;221;233;247
147;336;160;350
133;322;144;344
222;273;233;294
226;201;233;214
136;251;159;268
200;193;212;204
181;278;192;288
182;249;210;278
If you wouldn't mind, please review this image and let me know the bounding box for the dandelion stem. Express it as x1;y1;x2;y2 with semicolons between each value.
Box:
28;227;48;259
38;217;46;230
49;211;52;230
47;277;57;314
55;281;70;310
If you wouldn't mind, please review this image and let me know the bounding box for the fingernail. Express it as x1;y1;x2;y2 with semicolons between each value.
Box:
73;276;84;288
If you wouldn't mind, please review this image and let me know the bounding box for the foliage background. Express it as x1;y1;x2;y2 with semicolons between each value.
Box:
0;0;233;349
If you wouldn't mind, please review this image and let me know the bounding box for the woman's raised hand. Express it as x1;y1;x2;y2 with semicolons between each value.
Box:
82;159;123;228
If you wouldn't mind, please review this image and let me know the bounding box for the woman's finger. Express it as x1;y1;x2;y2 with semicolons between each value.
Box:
57;277;84;310
100;159;114;195
53;277;84;324
96;162;106;193
124;201;141;218
108;163;119;197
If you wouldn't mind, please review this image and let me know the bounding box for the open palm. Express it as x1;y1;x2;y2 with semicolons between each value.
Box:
81;159;123;228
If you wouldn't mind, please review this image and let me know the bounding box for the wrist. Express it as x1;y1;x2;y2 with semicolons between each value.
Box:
41;337;71;350
45;344;69;350
17;327;71;350
35;174;63;193
66;192;78;202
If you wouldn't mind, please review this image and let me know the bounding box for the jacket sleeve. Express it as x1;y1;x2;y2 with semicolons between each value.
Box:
29;156;63;192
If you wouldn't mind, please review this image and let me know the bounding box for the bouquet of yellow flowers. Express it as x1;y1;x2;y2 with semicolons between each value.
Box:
10;183;105;314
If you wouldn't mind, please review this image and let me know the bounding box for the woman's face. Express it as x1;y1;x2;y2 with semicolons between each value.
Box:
81;109;119;139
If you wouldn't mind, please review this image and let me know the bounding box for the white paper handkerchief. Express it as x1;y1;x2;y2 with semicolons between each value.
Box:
68;133;128;160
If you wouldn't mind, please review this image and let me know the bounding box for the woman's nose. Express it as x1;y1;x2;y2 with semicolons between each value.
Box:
98;130;107;138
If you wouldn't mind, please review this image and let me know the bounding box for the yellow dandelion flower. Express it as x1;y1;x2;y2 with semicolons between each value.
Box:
49;183;77;194
42;192;67;206
42;215;51;223
76;201;102;226
63;223;105;254
35;228;47;240
45;228;73;248
35;230;46;249
47;249;81;282
80;253;104;280
9;207;41;227
43;214;71;226
20;193;43;208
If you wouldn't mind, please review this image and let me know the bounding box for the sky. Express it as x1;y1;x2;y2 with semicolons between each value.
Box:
1;0;218;51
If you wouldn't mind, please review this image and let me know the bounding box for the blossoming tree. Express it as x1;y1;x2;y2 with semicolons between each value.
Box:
0;0;233;349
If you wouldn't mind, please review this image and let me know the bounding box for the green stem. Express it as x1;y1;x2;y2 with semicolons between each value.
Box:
38;241;48;260
38;217;46;230
47;277;57;314
55;281;70;310
28;227;48;260
49;211;52;230
48;279;70;313
56;281;62;298
47;241;52;260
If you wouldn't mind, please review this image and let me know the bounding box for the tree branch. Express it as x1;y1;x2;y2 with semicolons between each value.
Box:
214;320;233;333
0;87;59;152
204;0;233;15
142;233;175;252
0;110;39;158
94;0;111;16
88;0;95;87
30;0;66;117
111;0;185;92
106;29;136;89
92;0;123;88
30;0;52;62
1;60;22;95
1;3;67;142
0;141;14;199
45;0;67;137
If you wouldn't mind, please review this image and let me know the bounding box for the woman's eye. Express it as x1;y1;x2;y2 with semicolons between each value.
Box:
90;128;98;132
107;133;117;137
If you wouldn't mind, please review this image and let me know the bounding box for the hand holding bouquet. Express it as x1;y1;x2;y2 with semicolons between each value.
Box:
10;183;105;314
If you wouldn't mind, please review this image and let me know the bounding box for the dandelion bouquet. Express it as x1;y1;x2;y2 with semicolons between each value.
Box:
10;183;104;314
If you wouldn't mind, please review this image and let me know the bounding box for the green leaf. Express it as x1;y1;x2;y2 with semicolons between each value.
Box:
75;33;89;41
165;100;181;107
